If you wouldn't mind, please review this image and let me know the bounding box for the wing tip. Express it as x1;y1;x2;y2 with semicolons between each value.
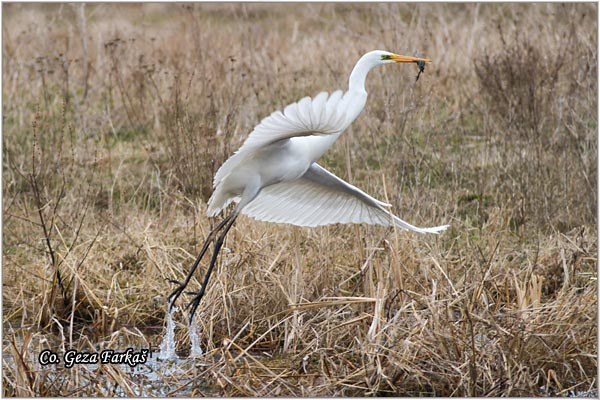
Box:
418;224;450;234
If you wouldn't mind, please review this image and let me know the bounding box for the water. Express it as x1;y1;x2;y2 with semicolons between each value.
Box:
189;317;204;357
158;307;177;360
115;351;194;396
158;305;204;358
4;337;199;396
3;306;217;396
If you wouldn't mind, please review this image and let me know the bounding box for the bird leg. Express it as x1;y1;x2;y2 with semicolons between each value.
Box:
186;213;238;323
167;213;234;311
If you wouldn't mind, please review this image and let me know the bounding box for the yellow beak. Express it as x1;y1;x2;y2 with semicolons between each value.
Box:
390;54;431;64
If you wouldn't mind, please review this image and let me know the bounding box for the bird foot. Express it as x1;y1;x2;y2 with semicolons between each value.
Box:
185;290;205;324
167;280;188;311
167;278;183;285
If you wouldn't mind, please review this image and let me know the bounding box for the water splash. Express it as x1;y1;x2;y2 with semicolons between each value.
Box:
189;317;204;357
159;306;177;360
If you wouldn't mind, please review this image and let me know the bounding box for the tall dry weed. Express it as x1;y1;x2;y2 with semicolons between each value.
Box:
474;16;597;231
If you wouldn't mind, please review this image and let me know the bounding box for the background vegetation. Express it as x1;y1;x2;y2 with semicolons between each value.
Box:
3;3;597;396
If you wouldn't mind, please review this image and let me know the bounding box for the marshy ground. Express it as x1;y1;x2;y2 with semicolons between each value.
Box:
2;3;597;396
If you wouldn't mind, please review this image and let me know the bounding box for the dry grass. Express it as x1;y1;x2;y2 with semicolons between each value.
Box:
2;3;597;396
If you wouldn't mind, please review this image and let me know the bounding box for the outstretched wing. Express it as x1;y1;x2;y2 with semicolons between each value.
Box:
213;91;347;188
241;163;449;234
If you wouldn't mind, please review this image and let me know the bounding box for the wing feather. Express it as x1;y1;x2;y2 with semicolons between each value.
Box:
312;92;328;126
213;91;347;188
241;163;449;234
296;96;312;128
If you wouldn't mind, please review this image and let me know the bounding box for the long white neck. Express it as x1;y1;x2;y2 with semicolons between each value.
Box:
348;52;382;93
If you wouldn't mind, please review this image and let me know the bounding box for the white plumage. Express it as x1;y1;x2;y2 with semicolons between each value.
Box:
210;90;346;194
170;50;449;321
207;51;448;234
242;163;447;233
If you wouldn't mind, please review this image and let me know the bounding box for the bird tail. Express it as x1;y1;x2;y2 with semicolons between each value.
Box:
207;187;226;217
207;186;240;217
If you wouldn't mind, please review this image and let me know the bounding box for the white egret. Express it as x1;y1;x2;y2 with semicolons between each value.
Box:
169;50;449;321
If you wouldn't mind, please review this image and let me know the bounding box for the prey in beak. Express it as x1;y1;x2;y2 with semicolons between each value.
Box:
415;59;427;82
384;53;431;82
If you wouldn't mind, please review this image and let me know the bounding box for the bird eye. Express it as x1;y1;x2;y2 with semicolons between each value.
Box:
381;54;393;61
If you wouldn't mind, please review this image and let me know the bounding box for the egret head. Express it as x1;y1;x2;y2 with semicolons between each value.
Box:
349;50;432;92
